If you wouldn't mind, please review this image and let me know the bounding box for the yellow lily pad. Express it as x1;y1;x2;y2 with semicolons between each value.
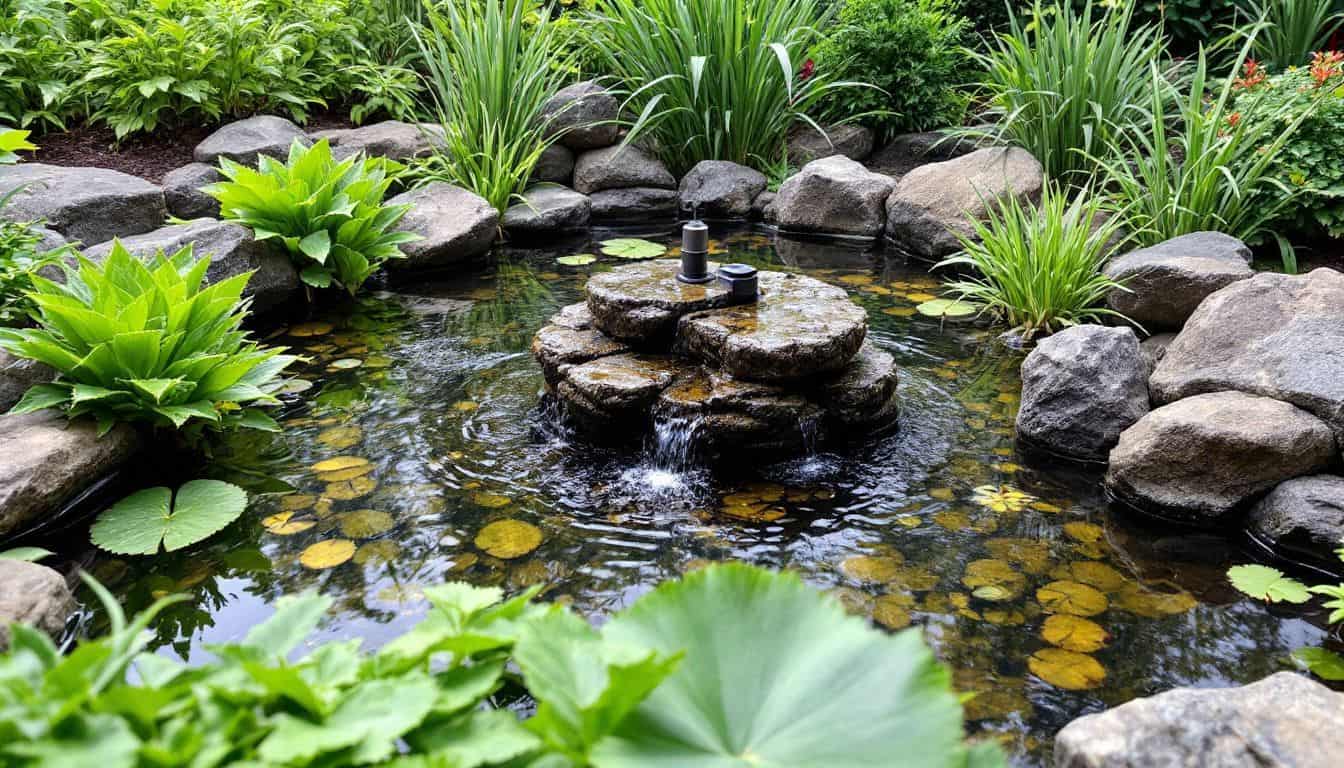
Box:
316;464;375;483
262;512;316;536
299;539;355;570
453;401;479;413
290;321;334;337
961;559;1026;601
840;554;904;584
311;456;371;473
872;595;912;629
280;494;318;511
981;609;1026;626
1113;584;1198;617
474;519;543;559
1028;648;1106;691
325;475;377;501
1041;614;1110;653
972;484;1036;514
338;509;395;539
1037;580;1108;617
928;487;955;501
1063;521;1105;544
316;425;363;450
353;539;401;565
985;537;1052;575
1049;561;1128;593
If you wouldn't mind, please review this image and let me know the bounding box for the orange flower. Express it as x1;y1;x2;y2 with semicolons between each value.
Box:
1234;58;1267;90
1309;50;1344;88
1226;111;1242;129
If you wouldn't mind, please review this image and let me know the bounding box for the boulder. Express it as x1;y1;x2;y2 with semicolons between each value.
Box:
0;163;166;246
1106;392;1336;525
532;143;576;185
587;259;733;343
865;130;979;179
786;123;876;165
0;561;75;650
503;186;590;237
751;191;776;223
385;183;498;271
773;156;896;239
1151;269;1344;443
1016;325;1149;461
573;145;675;195
1139;332;1176;380
0;351;55;412
0;412;139;538
541;81;622;152
310;120;444;161
884;147;1044;258
1054;672;1344;768
819;342;900;428
678;160;768;220
161;163;222;220
31;226;67;253
1246;475;1344;568
83;219;298;316
1103;232;1254;331
588;187;678;222
194;115;310;166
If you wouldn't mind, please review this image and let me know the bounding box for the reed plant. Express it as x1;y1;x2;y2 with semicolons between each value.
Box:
1238;0;1344;70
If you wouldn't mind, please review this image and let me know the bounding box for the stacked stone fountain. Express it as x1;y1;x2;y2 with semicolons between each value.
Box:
531;250;900;462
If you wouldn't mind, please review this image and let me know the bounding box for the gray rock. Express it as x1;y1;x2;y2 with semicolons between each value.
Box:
588;187;678;222
83;219;298;316
1106;392;1336;525
532;143;576;185
532;322;629;387
1247;475;1344;568
0;351;55;412
31;226;68;253
587;259;733;343
194;115;310;166
0;163;166;246
1151;268;1344;443
678;160;768;220
503;186;591;237
819;342;900;429
0;561;74;650
541;81;622;151
657;368;828;460
385;183;498;271
161;163;222;220
1054;672;1344;768
0;412;139;538
774;156;896;239
310;120;444;161
1139;332;1177;380
573;145;675;195
1017;326;1149;462
751;191;776;223
865;130;979;179
885;147;1044;258
556;353;692;433
787;123;876;165
1103;232;1254;331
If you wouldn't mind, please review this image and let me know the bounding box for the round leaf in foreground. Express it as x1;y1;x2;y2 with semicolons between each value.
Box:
91;480;247;555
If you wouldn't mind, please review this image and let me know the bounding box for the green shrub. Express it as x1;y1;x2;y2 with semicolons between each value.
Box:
813;0;971;140
0;243;295;434
0;564;1005;767
586;0;847;176
413;0;569;213
968;0;1165;184
205;139;418;295
936;182;1130;339
0;217;66;328
0;0;81;130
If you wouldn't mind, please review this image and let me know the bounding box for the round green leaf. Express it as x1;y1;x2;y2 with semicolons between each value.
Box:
1227;564;1311;604
91;481;248;556
592;564;969;768
916;298;978;319
556;254;598;267
1293;647;1344;681
163;480;249;552
599;238;665;260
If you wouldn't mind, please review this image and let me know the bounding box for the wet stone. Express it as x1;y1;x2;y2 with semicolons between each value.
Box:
586;259;733;344
819;342;900;429
656;369;826;460
531;323;629;387
555;353;692;434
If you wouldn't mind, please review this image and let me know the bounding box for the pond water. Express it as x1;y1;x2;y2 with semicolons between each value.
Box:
87;227;1329;765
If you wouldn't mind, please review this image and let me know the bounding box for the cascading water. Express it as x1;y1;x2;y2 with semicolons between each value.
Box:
642;415;703;489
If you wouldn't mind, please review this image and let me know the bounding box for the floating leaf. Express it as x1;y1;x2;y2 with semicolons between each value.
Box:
91;480;247;555
1049;561;1127;593
326;475;378;501
1062;521;1104;544
1028;648;1106;691
316;463;376;483
841;554;904;584
338;509;395;539
916;298;977;319
328;358;363;370
1292;647;1344;681
317;425;363;450
1112;584;1198;617
280;379;314;395
300;539;355;569
311;456;372;473
281;494;318;511
290;321;334;337
353;540;401;566
1036;580;1108;617
972;485;1035;514
599;238;665;260
961;559;1026;602
263;512;317;536
470;492;513;509
474;520;543;559
1041;614;1109;653
556;254;597;266
1227;564;1311;604
453;401;479;413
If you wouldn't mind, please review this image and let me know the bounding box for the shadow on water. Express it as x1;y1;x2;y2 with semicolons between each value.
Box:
78;225;1330;765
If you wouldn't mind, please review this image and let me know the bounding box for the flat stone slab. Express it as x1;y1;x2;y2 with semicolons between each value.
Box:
311;120;444;161
532;321;629;387
194;115;309;166
385;183;498;271
587;259;733;343
819;342;900;428
588;187;678;221
0;163;166;246
657;368;825;459
677;271;867;382
555;353;693;433
503;186;591;237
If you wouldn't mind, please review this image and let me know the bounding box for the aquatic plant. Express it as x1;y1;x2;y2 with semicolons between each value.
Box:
91;480;249;555
0;243;295;434
205;138;417;295
1228;544;1344;681
936;182;1131;339
0;564;1003;767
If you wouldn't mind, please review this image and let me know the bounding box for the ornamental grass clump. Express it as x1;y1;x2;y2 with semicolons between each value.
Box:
936;183;1130;340
0;243;295;435
205;138;417;295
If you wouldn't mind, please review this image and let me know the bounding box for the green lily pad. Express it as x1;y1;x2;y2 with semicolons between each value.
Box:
90;480;248;555
599;238;665;260
916;298;978;319
1227;564;1311;604
1293;647;1344;681
556;254;598;267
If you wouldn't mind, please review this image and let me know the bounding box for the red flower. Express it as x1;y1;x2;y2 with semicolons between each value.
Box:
1310;50;1344;88
1233;58;1267;90
798;59;815;81
1226;112;1242;129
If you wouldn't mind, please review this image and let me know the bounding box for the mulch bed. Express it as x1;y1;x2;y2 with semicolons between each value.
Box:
21;110;357;185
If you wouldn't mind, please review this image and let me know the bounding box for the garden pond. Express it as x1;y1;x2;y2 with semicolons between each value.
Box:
82;228;1329;765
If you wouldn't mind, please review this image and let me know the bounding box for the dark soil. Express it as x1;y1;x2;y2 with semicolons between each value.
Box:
22;110;357;184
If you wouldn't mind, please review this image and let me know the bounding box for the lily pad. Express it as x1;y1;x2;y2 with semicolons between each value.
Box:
1041;614;1109;653
1227;564;1311;604
326;475;377;501
1028;648;1106;691
1112;584;1198;617
841;554;904;584
353;540;402;566
599;238;665;260
299;539;355;570
91;480;247;555
317;425;363;450
470;492;513;509
556;254;598;267
263;512;317;536
328;358;363;370
1036;580;1108;617
474;520;543;559
311;456;371;473
961;559;1026;602
290;321;334;337
915;298;977;320
338;509;395;539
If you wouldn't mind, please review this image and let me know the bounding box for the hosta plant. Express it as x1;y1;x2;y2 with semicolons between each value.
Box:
205;139;418;294
0;243;296;435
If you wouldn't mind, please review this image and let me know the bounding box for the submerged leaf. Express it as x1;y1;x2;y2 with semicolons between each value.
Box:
1041;614;1109;653
475;520;543;559
300;539;356;570
1028;648;1106;691
1036;580;1109;617
556;254;598;266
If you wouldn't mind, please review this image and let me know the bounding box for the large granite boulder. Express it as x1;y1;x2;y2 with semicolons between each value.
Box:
0;561;75;650
884;147;1043;258
83;219;299;315
540;81;622;152
161;163;222;220
678;160;767;220
573;145;675;195
1139;332;1176;379
773;156;896;239
385;183;498;271
0;412;139;538
588;188;678;221
0;351;55;412
310;120;444;161
1106;392;1336;525
865;130;978;180
677;271;867;382
532;143;575;185
1103;232;1254;332
1054;672;1344;768
786;123;875;165
587;259;733;342
0;164;166;246
1247;475;1344;568
1151;268;1344;443
194;115;309;166
1016;326;1149;462
503;186;591;237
